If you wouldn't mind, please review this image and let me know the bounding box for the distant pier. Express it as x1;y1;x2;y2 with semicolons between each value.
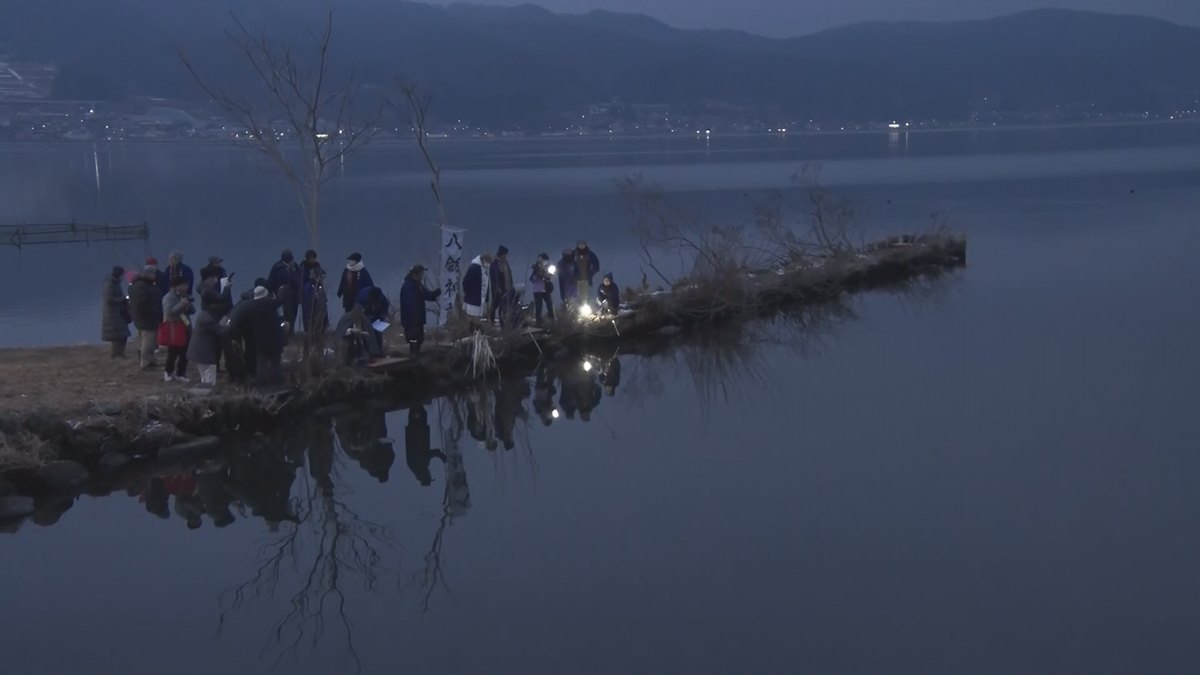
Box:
0;222;149;248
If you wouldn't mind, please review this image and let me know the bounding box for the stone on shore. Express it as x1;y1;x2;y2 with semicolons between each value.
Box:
158;436;221;463
99;452;131;470
0;496;35;519
36;460;90;492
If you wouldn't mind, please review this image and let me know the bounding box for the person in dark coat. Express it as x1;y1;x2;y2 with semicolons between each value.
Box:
199;256;226;288
488;246;513;323
301;249;328;334
573;240;600;302
597;272;620;316
128;265;162;368
268;249;303;336
405;405;446;486
229;283;286;387
187;292;228;387
556;248;577;306
227;277;270;382
357;286;390;323
101;266;130;357
528;253;556;325
334;304;381;365
147;256;170;298
336;252;375;314
399;265;441;358
165;251;195;296
462;253;492;328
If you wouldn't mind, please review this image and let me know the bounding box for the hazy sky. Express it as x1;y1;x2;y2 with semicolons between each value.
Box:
427;0;1200;37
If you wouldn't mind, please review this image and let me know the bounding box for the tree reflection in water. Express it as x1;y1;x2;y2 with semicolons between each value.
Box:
215;413;398;673
38;276;958;673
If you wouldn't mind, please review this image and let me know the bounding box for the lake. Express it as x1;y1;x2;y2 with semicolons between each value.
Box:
1;125;1200;674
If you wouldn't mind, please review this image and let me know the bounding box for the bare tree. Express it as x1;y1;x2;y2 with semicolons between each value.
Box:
393;82;449;226
181;11;381;249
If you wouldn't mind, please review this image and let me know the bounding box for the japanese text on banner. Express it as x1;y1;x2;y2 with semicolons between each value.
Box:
438;226;465;326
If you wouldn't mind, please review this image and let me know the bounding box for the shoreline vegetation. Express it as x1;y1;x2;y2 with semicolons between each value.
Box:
0;171;966;515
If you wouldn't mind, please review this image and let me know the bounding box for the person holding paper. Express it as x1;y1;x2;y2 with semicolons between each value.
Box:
399;264;442;358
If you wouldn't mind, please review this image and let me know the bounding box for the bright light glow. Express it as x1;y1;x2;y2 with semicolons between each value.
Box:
316;133;330;139
583;361;593;372
552;409;560;419
547;265;557;275
888;123;901;129
578;304;593;317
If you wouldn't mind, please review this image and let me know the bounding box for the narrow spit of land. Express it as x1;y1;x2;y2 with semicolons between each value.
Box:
0;232;966;496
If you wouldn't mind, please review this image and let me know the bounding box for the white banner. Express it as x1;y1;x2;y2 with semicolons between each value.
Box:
438;226;465;327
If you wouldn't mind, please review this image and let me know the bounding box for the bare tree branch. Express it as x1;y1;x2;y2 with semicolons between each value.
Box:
392;81;449;227
180;10;382;249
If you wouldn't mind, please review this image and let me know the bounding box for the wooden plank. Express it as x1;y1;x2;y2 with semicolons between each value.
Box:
366;356;411;373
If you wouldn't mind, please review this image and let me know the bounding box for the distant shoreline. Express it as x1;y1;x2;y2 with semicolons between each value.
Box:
2;118;1197;149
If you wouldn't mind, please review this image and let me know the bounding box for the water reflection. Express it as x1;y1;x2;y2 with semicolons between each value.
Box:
0;279;957;670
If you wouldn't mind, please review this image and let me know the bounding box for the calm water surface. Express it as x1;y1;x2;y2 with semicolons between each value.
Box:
1;126;1199;674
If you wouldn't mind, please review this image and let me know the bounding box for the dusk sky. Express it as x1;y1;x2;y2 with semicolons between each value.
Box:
424;0;1200;36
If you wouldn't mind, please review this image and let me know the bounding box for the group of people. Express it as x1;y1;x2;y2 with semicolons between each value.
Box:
461;239;619;329
102;249;430;386
101;239;623;386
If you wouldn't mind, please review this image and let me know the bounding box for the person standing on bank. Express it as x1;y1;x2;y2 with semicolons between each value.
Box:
102;266;131;358
573;240;600;303
268;249;303;336
166;251;195;296
488;246;513;323
399;264;442;358
337;252;374;315
462;253;492;330
556;248;577;307
529;253;556;325
160;277;195;382
301;249;328;334
129;265;163;369
187;287;231;387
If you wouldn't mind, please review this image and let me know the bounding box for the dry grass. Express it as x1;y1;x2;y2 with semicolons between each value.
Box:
0;345;169;415
0;430;56;470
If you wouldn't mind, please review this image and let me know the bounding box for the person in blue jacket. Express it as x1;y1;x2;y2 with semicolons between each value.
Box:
356;286;390;323
399;264;441;357
165;250;195;296
267;249;303;335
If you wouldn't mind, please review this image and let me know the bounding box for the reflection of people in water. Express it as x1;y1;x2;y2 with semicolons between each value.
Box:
600;355;622;398
532;362;558;426
405;405;447;487
198;468;236;528
226;438;302;526
336;409;394;484
140;478;171;520
494;376;530;451
562;358;602;422
166;472;204;529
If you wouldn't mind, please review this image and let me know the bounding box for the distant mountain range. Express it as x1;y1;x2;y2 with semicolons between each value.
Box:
3;1;1199;128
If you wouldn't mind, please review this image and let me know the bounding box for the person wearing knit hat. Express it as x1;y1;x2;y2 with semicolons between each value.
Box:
337;252;375;315
488;245;513;323
102;266;131;358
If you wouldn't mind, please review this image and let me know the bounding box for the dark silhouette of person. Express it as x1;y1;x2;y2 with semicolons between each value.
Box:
337;409;394;484
494;376;530;451
601;355;622;398
405;405;447;487
141;478;171;520
532;362;559;426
